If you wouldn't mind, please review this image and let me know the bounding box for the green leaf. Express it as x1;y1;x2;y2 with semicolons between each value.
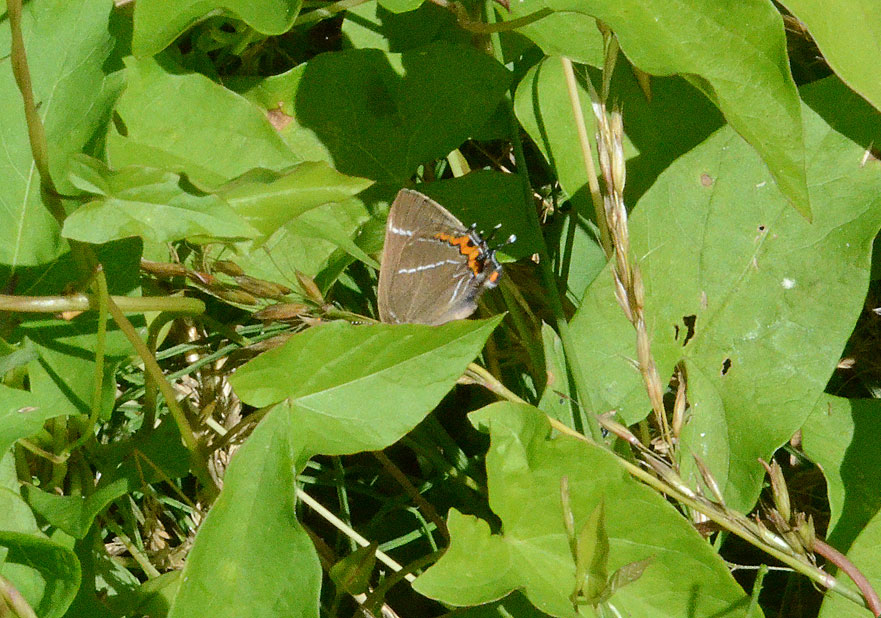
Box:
234;42;511;181
63;527;126;618
340;1;468;52
287;212;380;270
168;408;321;618
537;322;576;424
0;0;122;269
211;192;375;287
20;315;142;421
220;162;373;242
801;395;881;554
780;0;881;114
503;9;605;66
570;76;881;511
167;407;320;618
172;317;500;617
574;500;609;604
0;458;41;537
0;348;39;379
230;318;502;455
107;56;301;187
133;0;304;56
0;386;56;458
515;60;724;304
0;532;81;618
504;0;810;217
4;237;143;298
105;571;181;618
378;0;423;13
414;403;752;617
63;156;258;244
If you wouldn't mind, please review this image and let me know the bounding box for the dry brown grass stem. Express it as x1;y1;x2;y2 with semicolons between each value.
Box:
592;101;673;451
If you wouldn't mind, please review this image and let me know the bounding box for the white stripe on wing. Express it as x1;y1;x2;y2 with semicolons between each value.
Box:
396;259;460;274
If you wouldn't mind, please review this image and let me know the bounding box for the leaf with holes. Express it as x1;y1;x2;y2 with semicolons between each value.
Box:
569;77;881;512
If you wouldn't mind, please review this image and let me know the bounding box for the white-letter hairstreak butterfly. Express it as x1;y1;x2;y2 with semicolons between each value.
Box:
377;189;514;326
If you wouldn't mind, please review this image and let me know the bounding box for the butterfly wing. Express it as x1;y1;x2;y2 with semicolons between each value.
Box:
378;189;491;325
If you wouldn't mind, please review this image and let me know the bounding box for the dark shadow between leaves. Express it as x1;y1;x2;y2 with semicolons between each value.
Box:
826;399;881;554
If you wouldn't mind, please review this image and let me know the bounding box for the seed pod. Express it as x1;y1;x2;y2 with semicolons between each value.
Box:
213;286;258;305
213;260;245;276
234;275;292;299
295;270;324;304
140;259;188;278
254;303;309;321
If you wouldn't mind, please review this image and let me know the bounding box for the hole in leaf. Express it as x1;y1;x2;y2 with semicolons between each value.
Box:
682;315;696;346
721;358;732;376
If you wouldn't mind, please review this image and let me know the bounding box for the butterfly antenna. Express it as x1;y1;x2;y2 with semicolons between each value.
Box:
483;223;503;243
490;233;517;252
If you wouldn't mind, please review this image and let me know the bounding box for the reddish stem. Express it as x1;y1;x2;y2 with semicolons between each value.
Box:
814;538;881;616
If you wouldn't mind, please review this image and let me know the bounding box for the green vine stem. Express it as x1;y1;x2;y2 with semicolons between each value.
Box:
142;311;186;434
434;0;551;34
63;267;110;456
485;0;602;442
7;0;94;277
0;293;205;314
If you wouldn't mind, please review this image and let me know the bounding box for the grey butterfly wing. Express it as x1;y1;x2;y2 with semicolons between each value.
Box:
378;189;482;325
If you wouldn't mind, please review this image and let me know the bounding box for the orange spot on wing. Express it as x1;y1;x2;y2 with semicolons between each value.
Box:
435;232;484;274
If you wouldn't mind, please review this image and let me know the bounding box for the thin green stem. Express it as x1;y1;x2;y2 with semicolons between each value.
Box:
557;190;578;284
560;56;610;256
102;517;162;579
104;295;219;499
373;450;449;542
442;0;552;34
498;281;544;385
333;456;357;553
64;267;110;455
0;293;205;314
467;362;526;403
486;2;601;442
746;564;768;618
17;438;67;464
142;311;185;434
8;0;62;226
